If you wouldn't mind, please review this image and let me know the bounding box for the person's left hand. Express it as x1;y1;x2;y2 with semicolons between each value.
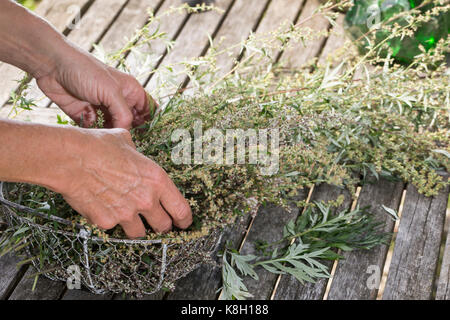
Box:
36;46;157;129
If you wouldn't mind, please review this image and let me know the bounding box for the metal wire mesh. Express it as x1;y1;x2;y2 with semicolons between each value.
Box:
0;182;221;296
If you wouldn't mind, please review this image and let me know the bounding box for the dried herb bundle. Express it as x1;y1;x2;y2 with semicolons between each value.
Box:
1;1;449;297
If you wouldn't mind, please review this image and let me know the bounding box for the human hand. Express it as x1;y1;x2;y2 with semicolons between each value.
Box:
0;1;156;130
57;128;192;238
36;46;157;130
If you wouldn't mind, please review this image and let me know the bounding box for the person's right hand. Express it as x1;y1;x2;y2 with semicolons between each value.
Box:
57;128;192;238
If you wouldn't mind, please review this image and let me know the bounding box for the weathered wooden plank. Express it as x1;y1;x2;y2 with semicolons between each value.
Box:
0;0;83;279
279;0;330;69
62;289;113;300
8;267;66;300
0;254;28;300
124;0;192;85
0;0;93;108
0;0;76;70
210;2;311;301
239;189;309;300
166;215;252;300
6;0;162;125
210;0;307;64
327;179;404;300
207;0;270;78
272;183;352;300
34;0;94;33
0;0;57;76
61;0;129;52
239;0;305;63
156;0;306;100
161;2;303;294
145;0;234;96
383;183;450;300
255;0;305;36
0;104;66;124
37;0;160;115
318;13;346;66
95;0;162;55
436;215;450;300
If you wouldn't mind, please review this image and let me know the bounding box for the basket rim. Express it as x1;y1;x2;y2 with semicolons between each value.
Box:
0;181;165;245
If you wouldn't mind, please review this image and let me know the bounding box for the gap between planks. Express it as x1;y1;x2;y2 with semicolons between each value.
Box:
3;0;161;300
382;181;450;300
0;0;99;300
235;1;344;300
322;185;362;300
0;0;96;109
326;180;405;300
160;0;313;300
5;0;345;300
376;188;407;299
156;0;342;300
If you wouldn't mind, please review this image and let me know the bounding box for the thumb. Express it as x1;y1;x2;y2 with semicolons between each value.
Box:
104;88;134;130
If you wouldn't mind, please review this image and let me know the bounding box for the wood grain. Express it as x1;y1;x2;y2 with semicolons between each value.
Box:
166;215;252;300
124;0;191;85
0;104;66;124
383;183;449;300
318;13;346;66
208;0;270;77
327;179;404;300
27;0;129;110
0;254;28;299
279;0;330;69
6;0;162;124
239;189;309;300
145;0;234;96
436;218;450;300
242;0;305;61
8;267;66;300
272;183;352;300
0;0;93;108
95;0;162;54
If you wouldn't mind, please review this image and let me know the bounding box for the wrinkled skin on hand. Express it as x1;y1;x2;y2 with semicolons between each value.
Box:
61;128;193;238
34;48;192;239
0;0;191;239
36;48;156;130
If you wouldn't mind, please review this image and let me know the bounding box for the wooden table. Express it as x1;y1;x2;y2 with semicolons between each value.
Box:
0;0;449;300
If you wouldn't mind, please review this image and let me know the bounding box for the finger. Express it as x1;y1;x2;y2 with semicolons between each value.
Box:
120;214;147;239
61;102;97;128
133;91;159;124
132;88;149;115
89;213;117;231
64;197;114;229
78;105;98;128
158;174;192;229
140;205;173;234
144;91;159;121
104;88;133;130
131;109;147;128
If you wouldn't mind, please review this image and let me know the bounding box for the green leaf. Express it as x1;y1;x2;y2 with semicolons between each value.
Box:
220;251;253;300
230;251;259;280
432;149;450;159
382;205;399;221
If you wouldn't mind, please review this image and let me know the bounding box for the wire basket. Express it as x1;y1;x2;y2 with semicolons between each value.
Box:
0;181;222;296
